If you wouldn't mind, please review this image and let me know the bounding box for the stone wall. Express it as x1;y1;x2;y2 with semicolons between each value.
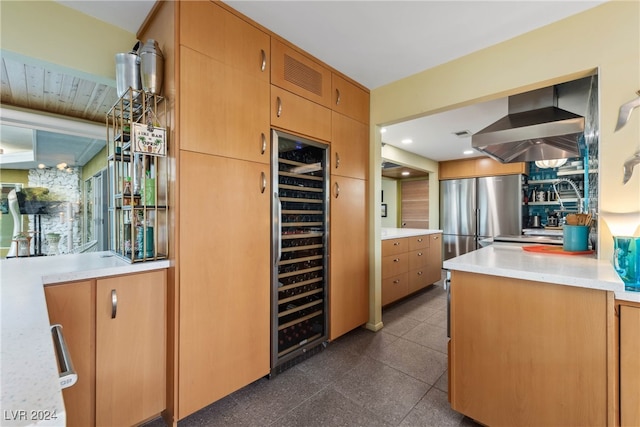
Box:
27;167;82;254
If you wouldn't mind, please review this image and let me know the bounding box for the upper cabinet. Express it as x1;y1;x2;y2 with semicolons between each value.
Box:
331;74;369;124
271;38;332;107
440;157;529;180
180;1;270;81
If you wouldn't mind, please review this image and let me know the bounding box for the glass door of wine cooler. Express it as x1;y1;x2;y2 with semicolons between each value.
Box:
271;130;329;374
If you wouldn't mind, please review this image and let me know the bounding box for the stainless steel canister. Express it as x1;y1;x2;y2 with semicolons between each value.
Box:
115;42;141;97
139;39;164;95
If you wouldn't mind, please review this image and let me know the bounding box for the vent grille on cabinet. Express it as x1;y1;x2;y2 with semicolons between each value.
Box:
283;54;323;97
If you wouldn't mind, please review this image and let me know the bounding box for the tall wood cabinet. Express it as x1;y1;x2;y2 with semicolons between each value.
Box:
618;302;640;427
176;1;271;420
44;270;167;427
140;0;370;421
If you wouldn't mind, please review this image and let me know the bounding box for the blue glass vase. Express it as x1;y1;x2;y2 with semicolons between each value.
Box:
613;236;640;292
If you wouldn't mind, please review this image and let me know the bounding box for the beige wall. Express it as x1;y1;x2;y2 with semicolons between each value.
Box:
367;0;640;329
0;0;136;83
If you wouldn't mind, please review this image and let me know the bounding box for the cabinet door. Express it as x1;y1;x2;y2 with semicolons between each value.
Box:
178;151;270;418
382;273;409;306
331;112;368;180
180;0;270;80
331;74;369;123
330;175;368;340
426;233;443;284
271;38;331;107
96;271;166;427
180;46;270;163
44;281;95;427
620;304;640;427
271;85;332;142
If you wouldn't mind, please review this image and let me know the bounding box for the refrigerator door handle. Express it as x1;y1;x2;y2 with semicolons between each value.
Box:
275;192;282;264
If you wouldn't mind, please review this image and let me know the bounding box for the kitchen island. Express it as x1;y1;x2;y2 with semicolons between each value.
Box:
444;244;636;427
0;253;169;427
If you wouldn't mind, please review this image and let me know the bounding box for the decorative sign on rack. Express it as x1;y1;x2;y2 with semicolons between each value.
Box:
132;123;167;157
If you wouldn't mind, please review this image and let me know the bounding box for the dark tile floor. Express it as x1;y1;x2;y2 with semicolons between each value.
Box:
145;273;481;427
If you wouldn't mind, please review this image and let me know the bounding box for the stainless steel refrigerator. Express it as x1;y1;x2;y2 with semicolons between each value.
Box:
271;130;329;375
440;175;523;260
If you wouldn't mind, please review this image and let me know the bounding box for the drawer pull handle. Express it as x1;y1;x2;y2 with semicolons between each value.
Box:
417;252;423;256
51;325;77;389
276;96;282;117
417;238;423;242
393;279;400;284
433;235;440;240
393;258;400;262
393;242;400;246
260;49;267;72
334;182;340;198
111;289;117;319
335;152;340;168
260;172;267;193
335;88;341;105
261;133;267;155
417;271;423;276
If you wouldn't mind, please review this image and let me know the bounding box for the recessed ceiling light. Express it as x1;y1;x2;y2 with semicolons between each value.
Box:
463;150;474;155
401;138;413;144
402;171;410;176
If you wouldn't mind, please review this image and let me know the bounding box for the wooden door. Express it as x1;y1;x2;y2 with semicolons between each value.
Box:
96;271;166;427
180;46;270;163
426;233;443;284
620;304;640;427
44;281;95;427
180;0;270;80
331;112;368;180
331;74;369;123
271;85;331;142
330;175;368;340
178;151;270;418
401;179;429;228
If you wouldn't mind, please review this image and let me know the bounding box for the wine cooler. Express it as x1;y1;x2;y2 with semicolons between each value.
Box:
271;130;329;375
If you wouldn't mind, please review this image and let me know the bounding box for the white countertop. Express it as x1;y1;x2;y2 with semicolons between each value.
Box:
443;244;639;303
381;227;443;240
0;252;170;427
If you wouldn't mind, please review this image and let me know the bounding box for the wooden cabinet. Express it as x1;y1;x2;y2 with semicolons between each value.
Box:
44;270;167;427
178;151;270;419
331;74;369;123
329;176;368;340
440;157;529;180
331;112;368;180
271;85;331;142
271;38;331;107
381;233;442;305
449;271;614;427
618;302;640;427
44;280;94;427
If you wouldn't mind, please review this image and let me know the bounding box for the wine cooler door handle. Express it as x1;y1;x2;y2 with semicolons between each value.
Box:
276;97;282;117
260;49;266;72
335;152;340;169
261;133;267;155
275;192;282;264
111;289;117;319
260;172;267;193
334;182;340;198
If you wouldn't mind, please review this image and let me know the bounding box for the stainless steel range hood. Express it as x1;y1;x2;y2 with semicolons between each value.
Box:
472;86;585;163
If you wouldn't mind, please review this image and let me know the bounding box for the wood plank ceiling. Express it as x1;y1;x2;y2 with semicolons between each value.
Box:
1;55;118;124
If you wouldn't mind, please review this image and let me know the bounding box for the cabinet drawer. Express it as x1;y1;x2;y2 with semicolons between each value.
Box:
271;85;331;142
382;273;408;306
408;235;430;251
408;268;429;294
271;38;331;107
408;249;429;271
382;238;406;256
382;252;408;279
